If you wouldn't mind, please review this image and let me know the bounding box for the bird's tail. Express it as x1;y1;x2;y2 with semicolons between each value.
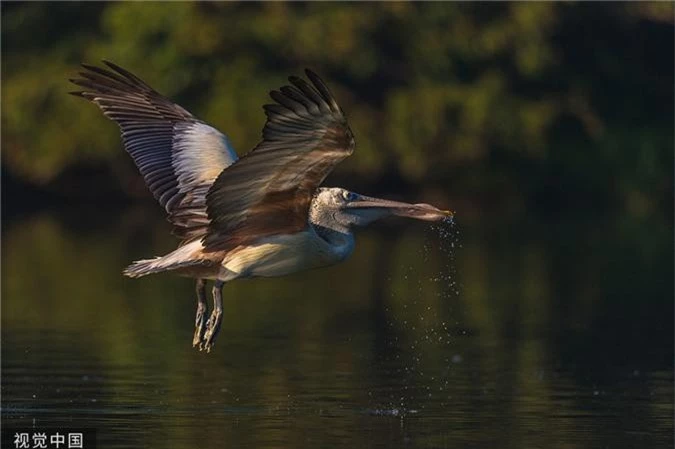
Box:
123;258;166;278
123;240;212;278
123;258;212;278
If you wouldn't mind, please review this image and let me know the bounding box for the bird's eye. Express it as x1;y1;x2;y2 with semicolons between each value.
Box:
342;190;356;201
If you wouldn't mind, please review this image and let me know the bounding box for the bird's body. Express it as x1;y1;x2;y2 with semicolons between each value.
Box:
128;223;354;282
71;62;451;352
218;227;354;280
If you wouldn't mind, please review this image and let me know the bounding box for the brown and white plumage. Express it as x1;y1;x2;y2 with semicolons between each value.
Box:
70;61;238;242
204;70;354;252
71;62;450;351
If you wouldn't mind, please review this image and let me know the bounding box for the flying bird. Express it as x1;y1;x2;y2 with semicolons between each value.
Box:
70;61;452;352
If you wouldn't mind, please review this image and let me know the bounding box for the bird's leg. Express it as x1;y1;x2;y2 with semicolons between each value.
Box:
201;280;224;352
192;278;208;348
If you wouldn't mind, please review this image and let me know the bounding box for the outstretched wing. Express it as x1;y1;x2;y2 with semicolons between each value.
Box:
203;70;355;252
70;61;238;242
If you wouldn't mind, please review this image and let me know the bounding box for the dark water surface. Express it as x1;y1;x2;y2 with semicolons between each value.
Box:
2;206;672;448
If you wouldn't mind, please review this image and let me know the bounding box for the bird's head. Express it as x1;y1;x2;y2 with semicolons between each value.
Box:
310;187;452;233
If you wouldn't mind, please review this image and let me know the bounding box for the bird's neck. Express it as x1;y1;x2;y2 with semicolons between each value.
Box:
308;198;355;261
308;194;356;258
311;223;355;261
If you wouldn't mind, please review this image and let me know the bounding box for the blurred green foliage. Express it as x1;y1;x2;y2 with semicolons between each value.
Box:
2;2;673;215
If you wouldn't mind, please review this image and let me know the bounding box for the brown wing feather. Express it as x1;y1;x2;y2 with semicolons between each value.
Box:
70;61;237;242
203;70;354;252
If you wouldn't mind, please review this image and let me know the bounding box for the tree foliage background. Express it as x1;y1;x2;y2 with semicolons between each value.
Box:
2;2;673;219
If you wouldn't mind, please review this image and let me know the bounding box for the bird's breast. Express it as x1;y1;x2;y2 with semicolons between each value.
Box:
218;229;354;280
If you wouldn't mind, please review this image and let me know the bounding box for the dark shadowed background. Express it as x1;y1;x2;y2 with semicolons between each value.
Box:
2;3;673;448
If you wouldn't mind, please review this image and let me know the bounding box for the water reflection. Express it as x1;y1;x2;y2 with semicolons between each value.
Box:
2;206;672;448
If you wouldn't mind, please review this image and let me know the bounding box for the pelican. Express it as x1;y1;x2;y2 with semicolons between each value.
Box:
70;61;452;352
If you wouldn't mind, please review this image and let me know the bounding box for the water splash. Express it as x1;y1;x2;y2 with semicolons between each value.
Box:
371;217;463;415
366;407;419;417
430;218;462;298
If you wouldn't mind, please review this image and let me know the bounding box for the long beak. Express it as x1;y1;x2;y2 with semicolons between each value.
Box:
348;195;453;222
